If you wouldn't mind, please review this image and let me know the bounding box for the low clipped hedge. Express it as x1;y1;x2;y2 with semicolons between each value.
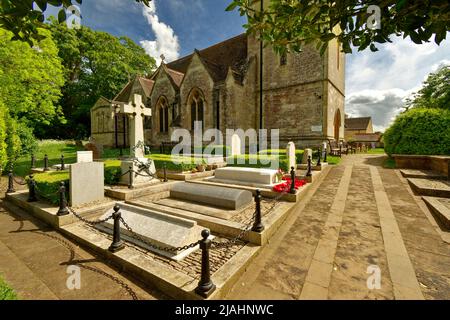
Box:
227;154;289;172
104;160;122;185
34;171;70;205
384;108;450;156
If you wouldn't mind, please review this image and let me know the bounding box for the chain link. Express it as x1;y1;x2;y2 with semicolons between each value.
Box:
12;175;28;186
119;216;200;253
68;206;114;226
211;210;256;248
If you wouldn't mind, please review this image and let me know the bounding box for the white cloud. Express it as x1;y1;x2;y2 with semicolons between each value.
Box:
140;1;180;64
345;34;450;131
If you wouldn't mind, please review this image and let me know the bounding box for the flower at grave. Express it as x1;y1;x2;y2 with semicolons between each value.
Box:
272;177;307;193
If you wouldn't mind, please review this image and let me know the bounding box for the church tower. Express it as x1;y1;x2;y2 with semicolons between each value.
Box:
247;0;345;147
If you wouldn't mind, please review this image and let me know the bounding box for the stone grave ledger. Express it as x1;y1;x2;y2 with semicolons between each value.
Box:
213;167;281;187
97;203;203;258
170;183;253;210
70;162;104;206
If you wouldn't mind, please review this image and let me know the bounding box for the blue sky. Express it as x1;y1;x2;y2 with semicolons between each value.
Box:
47;0;450;131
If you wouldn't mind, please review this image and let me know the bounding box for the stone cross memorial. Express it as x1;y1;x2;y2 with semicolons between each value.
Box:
114;94;156;186
286;142;296;171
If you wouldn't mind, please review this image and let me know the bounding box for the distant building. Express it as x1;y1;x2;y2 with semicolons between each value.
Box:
344;117;373;141
91;1;346;149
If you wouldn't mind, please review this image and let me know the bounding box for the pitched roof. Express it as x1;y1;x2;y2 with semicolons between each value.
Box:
345;117;372;130
114;76;154;103
166;33;248;83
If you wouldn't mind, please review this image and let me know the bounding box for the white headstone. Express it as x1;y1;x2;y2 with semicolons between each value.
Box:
302;148;313;164
70;162;104;206
286;142;296;171
76;151;93;163
231;134;241;156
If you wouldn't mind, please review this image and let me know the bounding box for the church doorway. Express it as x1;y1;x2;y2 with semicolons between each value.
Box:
334;109;341;141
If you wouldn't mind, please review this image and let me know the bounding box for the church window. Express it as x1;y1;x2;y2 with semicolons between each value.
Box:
157;97;169;133
188;89;206;130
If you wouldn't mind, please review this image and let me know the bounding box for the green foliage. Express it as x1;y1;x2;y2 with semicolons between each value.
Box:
227;154;289;172
383;157;396;169
406;65;450;110
0;101;7;169
0;0;151;45
104;160;122;185
0;28;65;127
228;0;449;54
384;108;450;155
34;171;70;204
0;275;17;300
147;154;198;172
38;21;156;139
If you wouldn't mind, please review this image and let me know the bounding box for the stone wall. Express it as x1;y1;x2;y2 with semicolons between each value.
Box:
149;69;177;144
179;54;215;132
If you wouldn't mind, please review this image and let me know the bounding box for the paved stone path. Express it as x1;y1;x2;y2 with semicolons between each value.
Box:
0;178;167;300
1;154;449;300
226;154;450;300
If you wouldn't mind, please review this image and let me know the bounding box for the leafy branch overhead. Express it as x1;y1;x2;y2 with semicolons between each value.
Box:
0;0;152;45
226;0;450;54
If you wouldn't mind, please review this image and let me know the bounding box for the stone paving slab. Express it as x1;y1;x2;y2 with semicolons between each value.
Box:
407;178;450;198
400;169;446;180
423;197;450;230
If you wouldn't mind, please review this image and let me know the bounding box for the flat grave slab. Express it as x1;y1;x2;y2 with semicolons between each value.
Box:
96;203;204;260
407;178;450;198
210;167;281;188
154;198;240;220
400;169;446;180
170;182;253;210
423;196;450;230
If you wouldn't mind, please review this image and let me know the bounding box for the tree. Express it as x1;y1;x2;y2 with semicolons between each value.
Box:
227;0;450;54
36;20;156;139
0;27;65;127
406;65;450;110
0;0;152;45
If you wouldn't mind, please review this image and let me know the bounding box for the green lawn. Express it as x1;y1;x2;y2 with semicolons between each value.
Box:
0;276;17;300
367;148;386;155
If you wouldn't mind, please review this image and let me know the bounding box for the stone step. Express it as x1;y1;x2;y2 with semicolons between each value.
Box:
422;196;450;230
407;178;450;198
400;169;446;180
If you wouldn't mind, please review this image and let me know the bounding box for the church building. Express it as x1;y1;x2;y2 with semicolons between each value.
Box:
91;20;345;149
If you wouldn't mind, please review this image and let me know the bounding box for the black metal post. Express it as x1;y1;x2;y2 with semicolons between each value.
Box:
339;144;342;158
27;175;37;202
60;154;65;171
306;156;312;177
195;229;216;298
317;148;322;166
252;189;264;232
31;154;36;169
324;148;328;163
119;147;123;157
6;170;15;194
109;205;125;253
290;166;296;194
163;162;168;182
128;166;134;189
57;182;69;216
43;154;49;171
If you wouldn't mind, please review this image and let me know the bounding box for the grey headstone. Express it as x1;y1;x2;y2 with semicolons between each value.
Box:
70;162;104;206
170;182;253;210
